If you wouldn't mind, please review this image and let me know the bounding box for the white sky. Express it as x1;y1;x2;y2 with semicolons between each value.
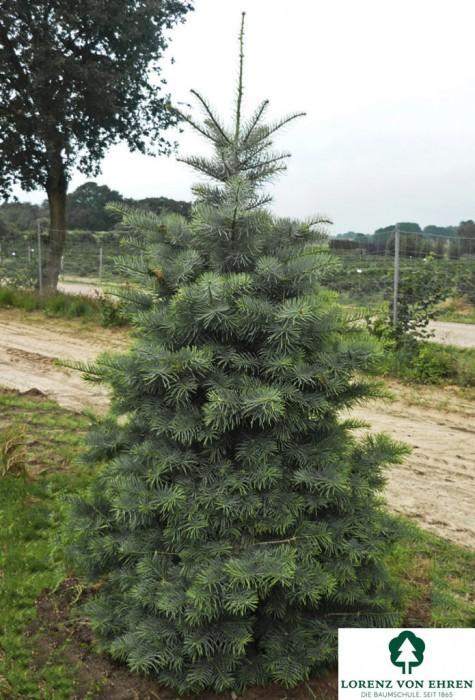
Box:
15;0;475;234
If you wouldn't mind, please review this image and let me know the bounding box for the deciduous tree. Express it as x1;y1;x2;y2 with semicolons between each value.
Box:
67;182;123;231
0;0;193;290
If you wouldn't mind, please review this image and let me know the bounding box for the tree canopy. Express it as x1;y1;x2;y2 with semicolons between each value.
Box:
0;0;193;288
125;196;192;220
66;182;123;231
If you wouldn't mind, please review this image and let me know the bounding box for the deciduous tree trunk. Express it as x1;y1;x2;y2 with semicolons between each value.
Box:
42;157;68;292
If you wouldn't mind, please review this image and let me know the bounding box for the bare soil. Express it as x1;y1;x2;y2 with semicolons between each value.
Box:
352;384;475;547
25;580;338;700
26;567;432;700
0;310;125;412
0;309;474;548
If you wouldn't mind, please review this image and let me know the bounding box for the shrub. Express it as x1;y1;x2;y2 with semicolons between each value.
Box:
0;287;16;307
366;258;451;350
455;350;475;386
395;343;454;384
0;287;41;311
383;342;475;387
455;265;475;305
100;298;129;327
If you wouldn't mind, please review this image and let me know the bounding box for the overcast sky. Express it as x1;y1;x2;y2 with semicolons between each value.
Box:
16;0;475;234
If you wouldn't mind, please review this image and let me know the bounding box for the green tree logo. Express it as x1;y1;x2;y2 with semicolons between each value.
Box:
389;631;425;674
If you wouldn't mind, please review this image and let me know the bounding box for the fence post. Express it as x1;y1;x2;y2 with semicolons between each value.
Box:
37;221;43;296
99;246;103;279
392;224;400;326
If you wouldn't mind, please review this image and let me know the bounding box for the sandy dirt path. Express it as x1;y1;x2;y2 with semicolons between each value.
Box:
0;312;125;412
57;280;104;297
0;310;474;548
352;392;475;548
428;320;475;348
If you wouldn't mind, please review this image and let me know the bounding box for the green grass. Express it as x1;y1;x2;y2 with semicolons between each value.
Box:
0;286;127;327
384;342;475;387
386;518;475;627
435;297;475;324
0;390;473;698
0;390;92;698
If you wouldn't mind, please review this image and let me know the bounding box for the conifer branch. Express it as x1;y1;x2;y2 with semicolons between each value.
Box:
242;99;270;143
246;194;273;209
174;109;216;142
265;111;307;139
240;153;291;173
189;89;230;144
177;155;224;180
254;536;297;546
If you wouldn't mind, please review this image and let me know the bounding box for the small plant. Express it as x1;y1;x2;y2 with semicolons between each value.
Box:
100;298;129;327
0;674;14;699
0;425;27;477
367;258;451;350
395;343;454;384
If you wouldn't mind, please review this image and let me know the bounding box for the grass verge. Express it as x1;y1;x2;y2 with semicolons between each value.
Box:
0;286;126;327
385;518;475;628
435;297;475;324
383;342;475;387
0;390;474;698
0;389;92;698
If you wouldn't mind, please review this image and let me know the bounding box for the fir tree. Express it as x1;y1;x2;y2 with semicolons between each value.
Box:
66;14;408;694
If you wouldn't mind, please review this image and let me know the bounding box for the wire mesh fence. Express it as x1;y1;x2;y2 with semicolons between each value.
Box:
0;226;474;319
327;229;475;318
0;228;129;289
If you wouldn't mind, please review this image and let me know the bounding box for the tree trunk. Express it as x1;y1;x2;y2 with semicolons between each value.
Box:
42;158;68;292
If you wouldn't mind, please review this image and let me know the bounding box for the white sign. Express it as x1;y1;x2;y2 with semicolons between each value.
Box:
339;628;475;699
